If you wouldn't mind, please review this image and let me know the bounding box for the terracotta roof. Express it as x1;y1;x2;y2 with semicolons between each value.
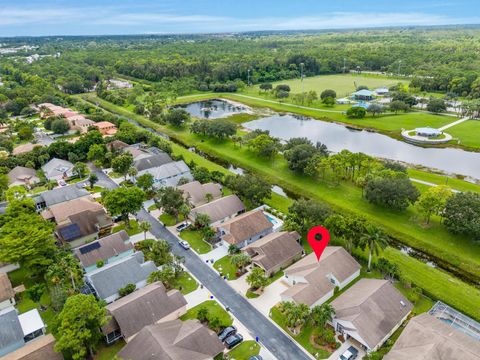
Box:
177;181;222;207
102;282;187;339
94;121;116;129
2;334;62;360
331;279;413;350
74;230;132;268
281;247;361;306
190;195;245;224
0;273;14;302
385;313;480;360
118;319;224;360
243;231;302;271
216;210;273;245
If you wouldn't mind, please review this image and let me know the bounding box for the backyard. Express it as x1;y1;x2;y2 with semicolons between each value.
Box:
180;300;233;329
179;229;212;254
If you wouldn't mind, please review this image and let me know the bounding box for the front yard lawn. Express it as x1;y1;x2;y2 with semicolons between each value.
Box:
174;272;198;295
112;220;141;236
94;340;125;360
180;229;212;254
159;213;184;226
227;340;260;359
270;307;331;359
180;300;233;328
213;256;238;280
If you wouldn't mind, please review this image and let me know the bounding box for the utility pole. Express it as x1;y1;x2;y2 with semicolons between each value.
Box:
247;69;251;87
343;58;346;73
300;62;305;93
398;60;402;76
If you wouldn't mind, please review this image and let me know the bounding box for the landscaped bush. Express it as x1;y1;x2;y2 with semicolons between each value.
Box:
118;283;136;297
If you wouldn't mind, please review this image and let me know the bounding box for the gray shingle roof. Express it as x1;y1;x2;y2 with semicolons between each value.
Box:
134;154;173;172
190;195;245;224
34;185;89;207
0;307;24;353
85;252;157;301
41;158;74;179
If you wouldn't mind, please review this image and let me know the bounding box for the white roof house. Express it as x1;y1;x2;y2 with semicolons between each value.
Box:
18;309;45;340
137;161;193;188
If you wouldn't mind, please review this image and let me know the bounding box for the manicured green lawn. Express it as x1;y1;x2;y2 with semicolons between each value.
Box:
270;307;331;359
180;300;233;328
408;168;480;193
445;119;480;149
180;229;212;254
174;271;198;295
94;340;125;360
79;93;480;321
213;256;238;280
228;340;260;360
159;213;184;226
148;203;158;211
112;220;141;236
254;73;406;98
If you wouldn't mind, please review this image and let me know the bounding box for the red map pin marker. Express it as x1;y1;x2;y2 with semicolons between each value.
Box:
307;226;331;261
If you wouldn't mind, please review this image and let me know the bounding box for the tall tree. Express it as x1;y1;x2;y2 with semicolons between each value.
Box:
311;303;335;328
54;294;108;360
103;186;145;228
157;187;186;222
360;225;389;271
416;185;453;224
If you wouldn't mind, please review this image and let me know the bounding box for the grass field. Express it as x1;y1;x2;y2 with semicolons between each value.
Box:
180;300;233;328
408;168;480;193
227;340;260;360
213;255;238;280
111;219;141;236
94;340;125;360
179;229;212;254
256;74;407;98
78;94;480;321
445;119;480;148
174;271;198;295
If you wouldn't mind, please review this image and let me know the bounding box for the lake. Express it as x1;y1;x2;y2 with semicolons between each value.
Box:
177;99;250;119
243;114;480;179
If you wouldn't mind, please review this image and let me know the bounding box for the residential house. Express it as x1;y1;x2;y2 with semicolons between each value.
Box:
7;167;40;188
67;116;95;134
215;209;273;248
107;79;133;89
33;184;90;211
352;89;375;101
189;195;245;227
93;121;117;136
2;334;62;360
384;313;480;360
0;273;15;310
12;144;44;156
374;87;389;96
331;279;413;352
0;307;46;357
137;161;193;188
177;181;222;207
101;282;187;344
133;153;173;172
73;230;134;273
41;196;113;248
84;251;157;304
281;247;361;307
117;319;224;360
41;158;74;181
243;231;303;277
106;140;129;153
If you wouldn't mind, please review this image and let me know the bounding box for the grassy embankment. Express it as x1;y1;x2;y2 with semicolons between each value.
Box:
78;94;480;321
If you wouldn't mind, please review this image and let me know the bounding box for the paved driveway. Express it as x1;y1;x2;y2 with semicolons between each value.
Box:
328;338;366;360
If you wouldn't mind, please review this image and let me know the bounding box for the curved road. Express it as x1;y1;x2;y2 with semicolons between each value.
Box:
93;167;312;360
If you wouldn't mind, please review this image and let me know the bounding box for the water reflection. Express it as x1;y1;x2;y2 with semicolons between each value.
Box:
243;114;480;179
177;99;249;119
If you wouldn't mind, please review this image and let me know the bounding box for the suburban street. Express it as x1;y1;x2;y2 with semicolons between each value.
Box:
96;172;311;360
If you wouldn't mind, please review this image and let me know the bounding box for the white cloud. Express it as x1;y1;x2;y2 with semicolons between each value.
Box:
0;5;478;34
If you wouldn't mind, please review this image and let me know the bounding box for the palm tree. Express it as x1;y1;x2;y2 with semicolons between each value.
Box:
360;225;389;272
283;303;310;333
127;166;138;181
139;221;152;240
230;253;251;273
311;303;335;328
179;204;191;223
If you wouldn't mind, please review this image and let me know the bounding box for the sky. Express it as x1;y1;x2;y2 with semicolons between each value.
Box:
0;0;479;37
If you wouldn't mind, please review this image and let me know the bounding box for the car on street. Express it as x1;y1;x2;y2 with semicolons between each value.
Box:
179;240;190;250
249;356;263;360
176;222;191;232
225;333;243;349
339;346;359;360
218;326;237;342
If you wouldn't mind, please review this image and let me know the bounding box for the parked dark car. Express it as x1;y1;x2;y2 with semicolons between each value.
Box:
339;346;359;360
225;333;243;349
218;326;237;342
